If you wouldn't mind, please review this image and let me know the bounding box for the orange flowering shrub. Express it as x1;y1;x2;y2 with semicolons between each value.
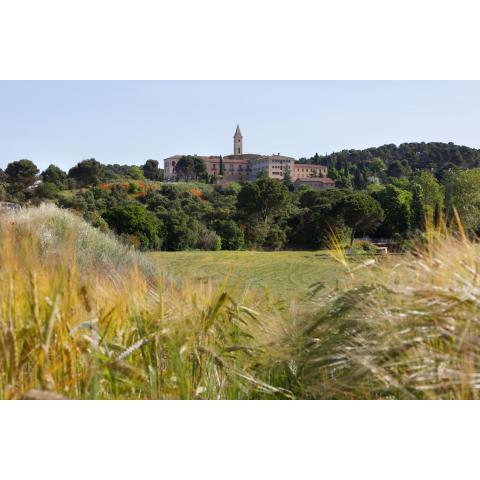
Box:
190;188;206;203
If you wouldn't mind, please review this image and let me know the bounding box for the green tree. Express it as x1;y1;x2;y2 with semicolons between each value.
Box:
370;157;386;177
142;159;162;180
371;184;413;237
410;171;444;228
353;167;368;190
219;155;224;176
337;191;384;245
237;178;292;248
264;224;288;250
411;183;426;230
326;166;340;181
237;177;291;225
444;168;480;233
283;165;294;191
41;164;67;189
5;159;39;193
33;182;60;201
255;169;268;180
410;171;444;215
103;203;163;250
158;209;200;250
0;184;7;201
386;160;412;178
212;219;244;250
290;188;350;249
175;155;207;181
128;166;145;180
68;159;106;187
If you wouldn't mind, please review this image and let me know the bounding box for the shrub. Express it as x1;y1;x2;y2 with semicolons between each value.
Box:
103;203;163;250
264;224;287;250
195;226;222;250
351;240;377;255
128;166;145;180
33;182;60;202
128;182;140;193
212;219;244;250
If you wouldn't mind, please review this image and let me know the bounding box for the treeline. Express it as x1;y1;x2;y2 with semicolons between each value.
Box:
0;158;163;203
300;142;480;187
2;144;480;251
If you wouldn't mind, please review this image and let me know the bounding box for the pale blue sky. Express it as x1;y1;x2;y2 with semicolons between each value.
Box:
1;81;480;172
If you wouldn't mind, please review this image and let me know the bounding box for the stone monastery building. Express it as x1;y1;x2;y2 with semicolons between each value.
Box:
163;126;335;189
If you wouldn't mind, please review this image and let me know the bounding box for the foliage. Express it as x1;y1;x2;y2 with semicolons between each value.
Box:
194;225;222;251
304;142;480;180
7;141;480;252
237;178;291;248
128;166;145;180
0;183;7;201
444;168;480;233
68;158;106;187
411;170;444;214
158;209;200;251
337;191;384;245
32;182;60;202
175;155;207;181
142;159;163;180
386;159;412;178
211;219;244;250
103;203;164;250
289;188;349;249
5;159;39;193
41;164;67;188
283;165;294;191
351;240;378;255
371;184;413;237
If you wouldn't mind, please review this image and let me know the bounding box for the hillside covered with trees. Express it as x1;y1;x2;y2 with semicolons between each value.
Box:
2;141;480;251
300;142;480;187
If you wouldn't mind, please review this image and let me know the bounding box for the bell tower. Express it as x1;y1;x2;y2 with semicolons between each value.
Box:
233;125;243;155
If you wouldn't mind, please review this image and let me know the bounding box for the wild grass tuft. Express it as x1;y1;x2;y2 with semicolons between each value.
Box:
279;213;480;399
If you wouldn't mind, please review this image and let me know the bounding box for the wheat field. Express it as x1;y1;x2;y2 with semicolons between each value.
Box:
1;205;480;399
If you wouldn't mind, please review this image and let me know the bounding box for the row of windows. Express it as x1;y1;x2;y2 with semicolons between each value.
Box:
211;164;251;171
295;168;325;172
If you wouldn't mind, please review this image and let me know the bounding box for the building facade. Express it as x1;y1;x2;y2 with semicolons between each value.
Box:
163;126;334;189
293;177;335;191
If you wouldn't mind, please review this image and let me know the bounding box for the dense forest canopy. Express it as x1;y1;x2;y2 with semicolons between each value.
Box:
300;142;480;179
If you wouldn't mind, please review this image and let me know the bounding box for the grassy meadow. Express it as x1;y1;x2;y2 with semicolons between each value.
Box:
1;204;480;400
150;250;350;302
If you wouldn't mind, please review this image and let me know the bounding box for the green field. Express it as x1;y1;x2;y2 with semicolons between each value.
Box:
150;250;355;302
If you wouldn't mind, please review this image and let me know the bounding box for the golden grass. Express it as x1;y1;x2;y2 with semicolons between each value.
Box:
286;214;480;399
2;205;480;399
0;206;292;399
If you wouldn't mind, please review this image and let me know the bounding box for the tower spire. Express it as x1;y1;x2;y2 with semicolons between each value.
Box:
233;124;243;155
